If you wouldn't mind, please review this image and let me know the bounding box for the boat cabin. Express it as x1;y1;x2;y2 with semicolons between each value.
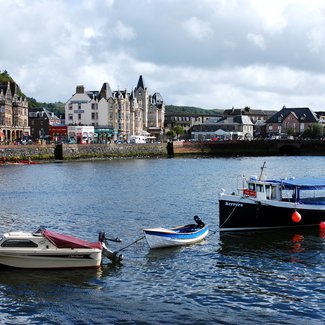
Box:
243;176;281;200
242;176;325;204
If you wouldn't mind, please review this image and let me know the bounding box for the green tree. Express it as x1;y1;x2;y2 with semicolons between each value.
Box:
287;127;295;136
302;123;323;139
166;129;176;140
173;125;185;140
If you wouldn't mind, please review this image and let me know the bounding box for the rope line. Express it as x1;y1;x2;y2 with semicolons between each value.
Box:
219;196;245;228
117;235;145;252
207;229;218;237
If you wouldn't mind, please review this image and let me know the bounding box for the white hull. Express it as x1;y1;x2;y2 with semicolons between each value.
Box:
144;227;209;249
0;229;107;269
0;249;102;269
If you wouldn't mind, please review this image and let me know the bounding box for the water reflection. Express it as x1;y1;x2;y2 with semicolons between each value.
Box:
0;264;120;291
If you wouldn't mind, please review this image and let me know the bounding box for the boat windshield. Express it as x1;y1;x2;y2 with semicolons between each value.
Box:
1;239;38;248
298;189;325;205
281;188;295;201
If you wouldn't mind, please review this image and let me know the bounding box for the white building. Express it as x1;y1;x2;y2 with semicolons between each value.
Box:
67;125;94;144
65;76;165;142
191;115;254;140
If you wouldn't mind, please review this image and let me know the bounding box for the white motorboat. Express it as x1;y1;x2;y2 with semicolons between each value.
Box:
144;216;209;249
0;227;123;269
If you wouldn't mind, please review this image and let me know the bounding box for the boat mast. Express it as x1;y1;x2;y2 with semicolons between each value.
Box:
259;161;266;180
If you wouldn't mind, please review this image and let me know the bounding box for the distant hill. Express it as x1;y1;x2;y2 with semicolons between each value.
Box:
0;70;13;83
0;70;25;98
0;70;65;115
28;98;65;116
166;105;223;115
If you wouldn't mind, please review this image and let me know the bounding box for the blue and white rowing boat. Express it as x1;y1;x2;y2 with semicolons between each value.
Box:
143;216;209;249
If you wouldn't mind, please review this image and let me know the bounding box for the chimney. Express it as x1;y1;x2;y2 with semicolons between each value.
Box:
76;85;85;94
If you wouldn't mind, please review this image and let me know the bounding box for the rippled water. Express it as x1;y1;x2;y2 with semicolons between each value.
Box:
0;156;324;324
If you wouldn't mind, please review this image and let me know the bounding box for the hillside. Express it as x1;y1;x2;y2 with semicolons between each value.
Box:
165;105;223;115
0;70;25;98
0;70;13;83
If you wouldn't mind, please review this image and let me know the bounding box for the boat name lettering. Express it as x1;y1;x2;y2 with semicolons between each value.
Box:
225;202;243;207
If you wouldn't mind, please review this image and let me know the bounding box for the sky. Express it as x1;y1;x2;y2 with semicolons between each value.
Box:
2;0;325;110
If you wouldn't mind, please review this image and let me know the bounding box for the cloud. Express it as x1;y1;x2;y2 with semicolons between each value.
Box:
247;33;266;50
114;21;136;41
1;0;325;110
182;17;214;40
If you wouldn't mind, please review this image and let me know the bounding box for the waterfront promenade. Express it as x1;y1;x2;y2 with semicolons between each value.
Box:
1;140;325;162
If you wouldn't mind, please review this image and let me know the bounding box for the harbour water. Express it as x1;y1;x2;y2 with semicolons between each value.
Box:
0;156;324;324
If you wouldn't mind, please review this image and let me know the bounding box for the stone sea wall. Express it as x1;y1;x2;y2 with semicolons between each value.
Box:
58;143;168;160
0;143;168;161
1;140;325;162
172;140;325;156
0;144;56;161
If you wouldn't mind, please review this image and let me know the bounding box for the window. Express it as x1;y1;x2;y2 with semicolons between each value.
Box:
256;184;264;192
1;240;38;248
78;114;82;120
248;183;255;191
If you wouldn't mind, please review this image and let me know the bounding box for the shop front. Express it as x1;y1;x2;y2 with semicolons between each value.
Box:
94;127;116;143
49;125;68;143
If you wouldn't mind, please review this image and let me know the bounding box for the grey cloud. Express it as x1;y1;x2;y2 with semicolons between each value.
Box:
1;0;325;109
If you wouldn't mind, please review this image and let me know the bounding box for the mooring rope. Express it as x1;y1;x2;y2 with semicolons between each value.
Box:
207;229;218;237
219;196;245;228
117;235;145;252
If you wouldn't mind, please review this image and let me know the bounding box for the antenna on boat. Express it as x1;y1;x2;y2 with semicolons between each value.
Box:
259;161;266;180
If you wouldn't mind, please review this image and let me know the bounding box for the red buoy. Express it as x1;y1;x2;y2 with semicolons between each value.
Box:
320;221;325;229
292;211;302;223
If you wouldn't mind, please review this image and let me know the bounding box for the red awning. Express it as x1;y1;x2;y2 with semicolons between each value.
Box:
49;126;68;135
42;229;102;249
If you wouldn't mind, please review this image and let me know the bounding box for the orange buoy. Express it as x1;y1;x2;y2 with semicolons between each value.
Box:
292;211;302;223
320;221;325;229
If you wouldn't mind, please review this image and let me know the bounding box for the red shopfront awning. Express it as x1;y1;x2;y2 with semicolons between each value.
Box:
49;126;68;135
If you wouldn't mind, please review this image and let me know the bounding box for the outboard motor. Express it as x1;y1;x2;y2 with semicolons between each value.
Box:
98;232;123;263
194;215;205;228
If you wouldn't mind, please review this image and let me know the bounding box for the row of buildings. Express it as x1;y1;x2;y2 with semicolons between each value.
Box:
165;106;323;141
0;76;165;144
1;75;324;143
64;76;165;143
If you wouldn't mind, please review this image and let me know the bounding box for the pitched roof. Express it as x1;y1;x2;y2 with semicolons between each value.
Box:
28;107;60;120
223;107;268;116
99;82;112;100
136;75;145;90
266;106;318;123
0;81;21;97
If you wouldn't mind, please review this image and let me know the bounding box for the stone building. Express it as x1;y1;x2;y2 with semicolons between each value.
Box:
28;107;61;141
165;113;222;140
266;106;319;137
191;115;254;140
0;81;30;143
65;75;165;142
